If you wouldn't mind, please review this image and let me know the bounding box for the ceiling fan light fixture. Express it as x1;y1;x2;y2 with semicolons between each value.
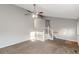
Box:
32;13;38;18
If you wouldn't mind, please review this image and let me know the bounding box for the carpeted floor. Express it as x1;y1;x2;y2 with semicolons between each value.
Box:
0;39;79;54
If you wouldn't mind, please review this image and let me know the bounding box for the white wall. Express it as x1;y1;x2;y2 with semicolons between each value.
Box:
77;20;79;45
0;4;34;48
45;17;77;41
77;20;79;37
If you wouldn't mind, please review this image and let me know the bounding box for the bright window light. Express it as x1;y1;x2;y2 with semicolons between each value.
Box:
30;31;45;42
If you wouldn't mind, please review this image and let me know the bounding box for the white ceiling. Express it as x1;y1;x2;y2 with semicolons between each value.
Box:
15;4;79;19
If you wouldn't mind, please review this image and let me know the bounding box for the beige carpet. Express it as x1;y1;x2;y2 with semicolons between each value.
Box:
0;39;79;54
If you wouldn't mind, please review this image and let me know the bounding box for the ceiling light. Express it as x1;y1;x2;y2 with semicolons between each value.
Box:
32;13;38;18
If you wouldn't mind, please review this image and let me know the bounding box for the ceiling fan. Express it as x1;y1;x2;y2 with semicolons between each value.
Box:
25;4;45;18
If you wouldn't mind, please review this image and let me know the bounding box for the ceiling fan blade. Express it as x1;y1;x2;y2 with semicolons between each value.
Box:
38;14;54;19
25;9;33;13
38;13;52;18
25;13;31;15
39;14;68;20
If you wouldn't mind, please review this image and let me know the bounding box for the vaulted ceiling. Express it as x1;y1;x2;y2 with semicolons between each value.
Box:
15;4;79;19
